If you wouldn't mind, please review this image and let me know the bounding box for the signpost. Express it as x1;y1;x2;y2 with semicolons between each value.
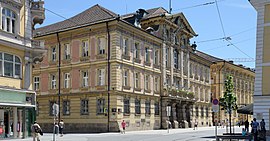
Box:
52;103;59;141
212;99;219;141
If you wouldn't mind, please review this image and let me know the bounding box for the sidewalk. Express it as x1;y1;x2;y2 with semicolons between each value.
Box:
4;126;270;141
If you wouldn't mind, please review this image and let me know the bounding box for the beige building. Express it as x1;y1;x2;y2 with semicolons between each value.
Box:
33;4;213;133
250;0;270;133
0;0;45;139
196;51;255;125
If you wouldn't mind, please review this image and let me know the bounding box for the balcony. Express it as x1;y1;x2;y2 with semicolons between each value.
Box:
31;0;45;28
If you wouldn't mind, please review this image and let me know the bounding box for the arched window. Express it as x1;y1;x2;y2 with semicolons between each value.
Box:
2;8;16;34
0;53;21;78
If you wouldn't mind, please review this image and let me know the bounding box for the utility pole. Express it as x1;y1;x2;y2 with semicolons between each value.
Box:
56;32;61;122
169;0;172;14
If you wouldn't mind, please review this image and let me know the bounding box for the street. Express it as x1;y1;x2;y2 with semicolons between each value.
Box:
8;126;251;141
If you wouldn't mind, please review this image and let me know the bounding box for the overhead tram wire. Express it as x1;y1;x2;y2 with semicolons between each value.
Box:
45;8;81;25
172;0;226;12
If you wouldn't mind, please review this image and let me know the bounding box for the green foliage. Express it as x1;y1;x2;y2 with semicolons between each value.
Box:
219;75;238;114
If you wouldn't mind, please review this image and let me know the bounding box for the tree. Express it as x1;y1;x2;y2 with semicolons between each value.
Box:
219;75;238;134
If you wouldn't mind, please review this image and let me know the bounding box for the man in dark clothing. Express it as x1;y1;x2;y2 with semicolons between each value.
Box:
252;118;259;141
244;120;249;133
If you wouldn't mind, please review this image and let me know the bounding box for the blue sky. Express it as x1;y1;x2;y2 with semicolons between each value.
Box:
39;0;257;68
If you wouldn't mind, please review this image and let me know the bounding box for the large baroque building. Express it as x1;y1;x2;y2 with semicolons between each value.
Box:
196;51;255;125
33;5;212;133
250;0;270;133
0;0;45;139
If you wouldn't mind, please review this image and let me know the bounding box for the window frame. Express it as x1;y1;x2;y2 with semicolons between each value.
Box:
135;72;139;89
123;98;130;114
123;69;128;86
64;73;70;88
97;98;105;114
64;43;71;60
154;77;159;92
134;42;139;59
51;47;57;62
81;40;89;57
1;8;17;34
82;70;88;87
154;102;159;115
98;37;106;54
97;69;105;86
145;100;151;115
80;99;89;115
63;100;70;116
51;74;57;89
123;38;128;55
0;53;21;78
135;99;141;115
154;49;159;65
34;76;40;91
145;75;149;90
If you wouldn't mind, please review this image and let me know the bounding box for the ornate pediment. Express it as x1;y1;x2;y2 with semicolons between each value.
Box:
0;0;23;9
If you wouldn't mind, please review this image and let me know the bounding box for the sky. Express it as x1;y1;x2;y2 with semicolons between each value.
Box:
38;0;257;68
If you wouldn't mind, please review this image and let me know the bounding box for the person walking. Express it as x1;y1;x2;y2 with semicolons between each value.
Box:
121;120;126;134
244;120;249;133
31;121;42;141
193;121;198;130
260;119;266;140
59;119;64;137
252;118;259;141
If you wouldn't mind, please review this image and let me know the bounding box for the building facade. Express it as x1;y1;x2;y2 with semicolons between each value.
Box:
250;0;270;133
0;0;45;139
196;51;255;125
33;5;212;133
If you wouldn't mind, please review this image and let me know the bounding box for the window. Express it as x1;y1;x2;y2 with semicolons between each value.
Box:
51;74;56;89
145;100;151;115
165;48;169;67
34;76;40;91
98;69;105;86
145;75;149;90
123;70;128;86
123;98;130;114
123;38;128;55
97;98;105;114
201;107;204;117
64;73;70;88
195;107;199;117
98;37;106;54
154;102;159;115
134;43;139;59
2;8;16;34
135;72;139;89
51;47;57;62
154;50;159;65
0;53;21;78
135;99;141;114
81;99;89;115
82;40;89;57
82;71;88;87
174;49;178;69
154;77;159;92
63;100;70;115
206;107;209;117
49;101;56;116
64;43;70;60
145;48;150;62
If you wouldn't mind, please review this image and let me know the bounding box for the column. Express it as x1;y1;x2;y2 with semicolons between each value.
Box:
172;103;178;128
18;109;22;138
13;107;18;138
161;99;168;129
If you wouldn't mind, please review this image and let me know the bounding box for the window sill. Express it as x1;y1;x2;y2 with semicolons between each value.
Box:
123;86;131;90
153;64;160;69
96;54;107;59
144;61;151;66
61;88;71;93
145;89;151;93
135;114;141;116
48;89;57;93
145;114;151;117
49;61;57;65
123;113;130;116
80;87;89;91
122;54;130;60
80;56;90;61
62;59;71;64
95;85;106;90
134;88;142;91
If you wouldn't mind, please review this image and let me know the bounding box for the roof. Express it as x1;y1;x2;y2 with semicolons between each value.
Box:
121;7;167;20
195;50;223;63
34;4;118;36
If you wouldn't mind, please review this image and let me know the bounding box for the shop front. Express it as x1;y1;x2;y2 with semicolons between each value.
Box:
0;88;36;139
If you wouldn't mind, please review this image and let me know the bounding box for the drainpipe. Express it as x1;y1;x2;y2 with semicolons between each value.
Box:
56;32;61;122
106;22;111;132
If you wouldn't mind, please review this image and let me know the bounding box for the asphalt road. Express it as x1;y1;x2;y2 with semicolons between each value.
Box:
7;126;266;141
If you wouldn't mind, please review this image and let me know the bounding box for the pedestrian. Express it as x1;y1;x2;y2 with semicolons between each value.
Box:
260;119;266;140
193;121;198;130
121;120;126;134
260;119;266;131
59;119;64;137
31;121;42;141
242;128;247;136
251;118;259;141
244;120;249;133
54;123;59;135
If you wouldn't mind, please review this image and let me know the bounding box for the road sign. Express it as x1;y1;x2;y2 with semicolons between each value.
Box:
212;105;219;113
212;99;219;105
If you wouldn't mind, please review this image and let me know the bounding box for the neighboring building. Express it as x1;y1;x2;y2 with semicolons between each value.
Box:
196;51;255;125
250;0;270;133
0;0;45;139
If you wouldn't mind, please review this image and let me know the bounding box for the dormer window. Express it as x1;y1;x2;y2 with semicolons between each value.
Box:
2;8;16;34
